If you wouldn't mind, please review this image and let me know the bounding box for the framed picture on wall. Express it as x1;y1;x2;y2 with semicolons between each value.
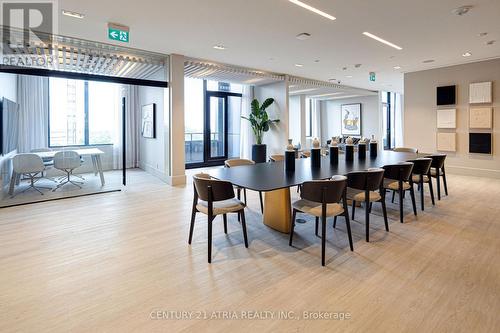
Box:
141;103;156;139
341;103;362;136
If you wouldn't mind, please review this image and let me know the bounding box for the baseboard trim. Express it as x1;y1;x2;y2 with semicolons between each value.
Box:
447;165;500;179
168;174;186;186
139;162;168;183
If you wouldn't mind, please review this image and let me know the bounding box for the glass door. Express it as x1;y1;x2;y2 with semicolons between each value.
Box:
205;93;228;163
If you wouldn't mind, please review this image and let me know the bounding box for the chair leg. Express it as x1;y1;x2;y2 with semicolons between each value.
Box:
223;214;228;234
333;216;337;229
243;189;247;205
321;215;327;266
436;169;441;200
240;210;248;248
352;200;356;220
315;216;319;236
289;209;297;246
208;215;213;263
442;170;448;196
365;199;370;242
188;207;196;244
391;190;396;203
237;188;241;222
368;202;373;213
259;191;264;213
420;181;425;211
409;187;417;216
344;211;354;251
399;190;404;223
381;199;389;231
428;179;435;206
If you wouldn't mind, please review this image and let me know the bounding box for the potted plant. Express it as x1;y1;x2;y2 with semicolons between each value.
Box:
241;98;280;163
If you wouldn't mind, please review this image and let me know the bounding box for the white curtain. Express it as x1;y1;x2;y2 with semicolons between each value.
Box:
16;75;49;153
113;85;140;169
239;85;254;159
395;93;404;147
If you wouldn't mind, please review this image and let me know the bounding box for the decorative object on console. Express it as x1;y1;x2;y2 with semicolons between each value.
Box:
141;103;156;138
369;135;378;158
285;144;295;172
437;109;457;129
358;138;367;159
469;107;493;129
469;133;492;154
437;85;456;106
345;136;354;161
469;82;492;104
310;137;321;168
341;103;362;136
286;139;294;151
436;132;456;152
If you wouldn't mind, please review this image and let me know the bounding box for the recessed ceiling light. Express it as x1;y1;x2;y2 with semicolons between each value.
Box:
295;63;304;67
423;59;435;63
354;64;362;68
213;45;226;50
62;10;84;19
452;5;473;16
328;78;337;82
363;32;403;50
486;40;496;45
314;59;320;63
462;52;472;57
478;32;488;37
296;32;311;40
345;75;353;78
393;66;401;70
290;88;318;94
288;0;336;21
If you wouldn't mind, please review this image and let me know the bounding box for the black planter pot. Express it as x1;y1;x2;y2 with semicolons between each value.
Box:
252;144;267;163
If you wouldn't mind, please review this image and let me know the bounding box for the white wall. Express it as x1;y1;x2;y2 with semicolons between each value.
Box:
0;73;18;199
254;80;289;156
320;95;380;144
404;58;500;178
138;85;168;181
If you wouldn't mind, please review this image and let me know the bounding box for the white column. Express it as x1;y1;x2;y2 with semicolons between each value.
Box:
299;95;307;147
168;54;186;185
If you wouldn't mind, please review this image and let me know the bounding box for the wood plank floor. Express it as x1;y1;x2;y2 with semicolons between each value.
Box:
1;170;499;332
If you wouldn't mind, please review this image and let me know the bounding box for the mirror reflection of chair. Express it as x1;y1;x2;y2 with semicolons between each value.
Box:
30;148;57;183
53;151;84;191
12;153;52;197
189;173;248;263
269;154;284;162
224;159;263;214
393;147;418;154
289;175;353;266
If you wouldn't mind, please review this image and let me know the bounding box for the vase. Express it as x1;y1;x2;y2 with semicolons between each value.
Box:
252;144;267;163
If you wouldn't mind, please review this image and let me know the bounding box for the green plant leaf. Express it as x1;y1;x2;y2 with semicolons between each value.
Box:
251;99;260;115
260;98;275;111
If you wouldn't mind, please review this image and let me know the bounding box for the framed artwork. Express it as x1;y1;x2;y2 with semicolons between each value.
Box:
469;133;492;154
469;107;493;129
141;103;156;138
437;109;456;129
469;82;492;104
341;103;361;136
436;132;456;152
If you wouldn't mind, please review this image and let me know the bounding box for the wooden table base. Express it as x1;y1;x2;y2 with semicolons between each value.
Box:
263;188;291;233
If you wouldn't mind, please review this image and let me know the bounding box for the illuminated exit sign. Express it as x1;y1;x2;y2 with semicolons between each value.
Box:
369;72;376;82
108;23;129;43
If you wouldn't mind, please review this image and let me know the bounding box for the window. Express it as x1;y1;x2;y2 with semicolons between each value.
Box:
305;98;312;138
382;91;399;150
49;78;121;147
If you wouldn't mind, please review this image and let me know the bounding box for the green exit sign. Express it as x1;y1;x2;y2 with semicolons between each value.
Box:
108;23;129;43
369;72;376;82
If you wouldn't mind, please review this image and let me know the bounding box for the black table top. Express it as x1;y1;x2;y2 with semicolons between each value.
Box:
209;151;420;192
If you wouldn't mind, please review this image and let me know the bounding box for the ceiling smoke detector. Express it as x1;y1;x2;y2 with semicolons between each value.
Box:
296;32;311;40
486;40;496;45
452;5;473;16
354;64;362;68
478;32;488;37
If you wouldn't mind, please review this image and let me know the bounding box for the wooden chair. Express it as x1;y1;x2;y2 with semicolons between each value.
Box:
224;159;264;213
289;175;353;266
393;147;418;153
425;154;448;200
346;168;388;242
408;158;435;210
383;162;417;223
189;173;248;263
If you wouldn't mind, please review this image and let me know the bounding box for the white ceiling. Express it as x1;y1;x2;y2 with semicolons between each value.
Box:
57;0;500;93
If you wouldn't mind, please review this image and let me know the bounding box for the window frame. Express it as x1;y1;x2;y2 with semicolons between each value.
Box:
48;79;114;148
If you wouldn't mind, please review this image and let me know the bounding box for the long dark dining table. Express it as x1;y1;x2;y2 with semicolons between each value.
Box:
209;150;419;233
